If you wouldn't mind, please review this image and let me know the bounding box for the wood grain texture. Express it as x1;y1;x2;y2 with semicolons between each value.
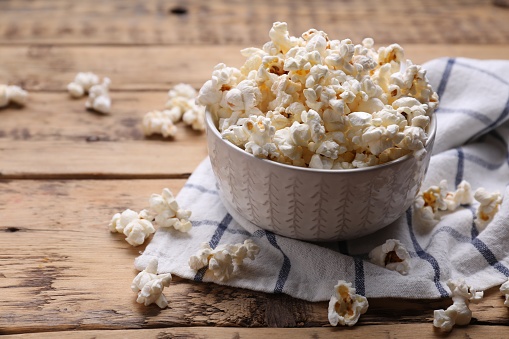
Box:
1;0;509;46
3;325;509;339
1;45;509;92
0;180;508;334
0;92;207;179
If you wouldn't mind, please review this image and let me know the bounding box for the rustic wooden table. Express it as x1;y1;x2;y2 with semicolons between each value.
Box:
1;1;509;338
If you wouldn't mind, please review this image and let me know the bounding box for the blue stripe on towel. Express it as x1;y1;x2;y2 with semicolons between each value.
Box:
265;231;292;294
193;213;233;282
406;209;449;297
471;238;509;277
455;148;465;186
455;60;509;86
354;257;365;296
436;107;493;126
184;183;219;195
467;95;509;143
437;58;455;98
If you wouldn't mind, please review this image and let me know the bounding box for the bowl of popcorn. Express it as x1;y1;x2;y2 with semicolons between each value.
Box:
198;22;438;241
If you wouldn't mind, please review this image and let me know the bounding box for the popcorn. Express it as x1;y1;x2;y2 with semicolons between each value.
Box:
474;188;502;230
67;72;100;98
146;188;192;233
131;258;172;308
188;240;260;281
368;239;410;275
433;279;483;332
328;280;369;326
414;180;474;225
142;110;178;138
500;278;509;307
85;77;111;114
0;84;28;108
109;208;155;246
198;22;438;168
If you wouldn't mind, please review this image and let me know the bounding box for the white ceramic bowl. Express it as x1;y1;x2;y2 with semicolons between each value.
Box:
206;110;436;241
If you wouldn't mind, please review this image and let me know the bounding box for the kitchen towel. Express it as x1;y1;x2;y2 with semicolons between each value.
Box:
135;57;509;301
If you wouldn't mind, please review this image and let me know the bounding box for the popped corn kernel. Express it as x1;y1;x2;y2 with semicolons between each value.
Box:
414;180;449;224
198;22;438;169
500;278;509;307
368;239;410;275
109;209;139;233
123;218;155;246
85;77;111;114
131;258;172;308
67;72;100;98
0;84;28;108
433;279;483;332
147;188;192;233
474;188;502;230
165;83;206;131
328;280;369;326
188;239;260;281
444;180;473;211
142;110;178;138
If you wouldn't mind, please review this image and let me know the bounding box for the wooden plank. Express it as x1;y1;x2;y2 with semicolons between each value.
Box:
0;92;207;179
3;325;509;339
1;0;509;46
1;45;508;92
0;180;508;334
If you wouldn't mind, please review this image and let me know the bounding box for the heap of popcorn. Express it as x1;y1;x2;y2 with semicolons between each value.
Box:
197;22;439;169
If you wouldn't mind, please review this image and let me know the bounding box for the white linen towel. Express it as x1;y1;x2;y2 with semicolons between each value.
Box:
135;58;509;301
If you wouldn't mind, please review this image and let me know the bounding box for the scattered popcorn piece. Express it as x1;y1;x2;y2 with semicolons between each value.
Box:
368;239;410;275
123;218;155;246
108;209;155;246
328;280;369;326
197;22;438;169
474;188;503;230
500;278;509;307
0;84;28;108
147;188;192;232
444;180;473;211
108;209;139;233
433;279;483;332
414;180;448;223
131;258;172;308
85;77;111;114
67;72;100;98
188;239;260;281
142;110;178;138
165;83;206;131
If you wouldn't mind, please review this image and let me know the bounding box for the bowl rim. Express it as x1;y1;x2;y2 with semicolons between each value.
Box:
205;108;437;174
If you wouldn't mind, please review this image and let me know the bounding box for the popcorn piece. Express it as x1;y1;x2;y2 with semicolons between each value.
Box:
85;77;111;114
414;180;449;224
0;84;28;107
142;110;178;138
474;188;502;230
444;180;473;211
123;218;155;246
131;258;172;308
165;83;206;131
368;239;410;275
328;280;369;326
198;22;438;169
108;209;155;246
500;278;509;307
433;279;483;332
67;72;100;98
109;209;139;233
147;188;192;232
188;239;260;281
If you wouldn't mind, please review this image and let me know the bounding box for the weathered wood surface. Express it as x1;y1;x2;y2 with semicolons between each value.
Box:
3;325;509;339
0;92;207;179
0;180;508;335
1;0;509;46
2;0;509;337
1;45;509;91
